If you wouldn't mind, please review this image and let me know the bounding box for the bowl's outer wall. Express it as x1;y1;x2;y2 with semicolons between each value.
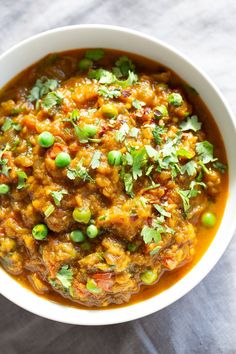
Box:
0;25;236;325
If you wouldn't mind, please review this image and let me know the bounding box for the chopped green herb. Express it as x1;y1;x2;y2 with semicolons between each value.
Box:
56;265;73;289
67;159;94;183
145;145;158;159
16;171;27;190
88;69;116;84
123;173;134;197
153;204;171;218
178;181;206;213
86;278;102;294
132;147;147;180
90;151;101;169
180;115;202;132
41;91;64;110
114;56;135;76
98;86;121;99
196;140;217;164
116;71;138;88
116;123;129;142
213;161;227;173
1;118;21;132
141;225;162;244
132;99;145;110
51;189;68;206
0;145;11;177
176;148;194;159
143;183;160;191
85;49;104;61
28;77;59;102
44;204;55;217
152;125;167;145
150;246;162;256
181;160;198;176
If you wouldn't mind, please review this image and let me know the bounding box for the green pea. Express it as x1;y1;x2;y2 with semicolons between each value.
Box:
32;224;48;240
86;278;102;294
70;230;85;243
85;49;104;61
100;104;118;118
0;184;10;194
86;225;98;239
78;58;93;71
107;150;122;166
73;207;91;224
168;93;183;107
140;270;158;285
55;152;71;168
201;211;217;228
38;131;55;148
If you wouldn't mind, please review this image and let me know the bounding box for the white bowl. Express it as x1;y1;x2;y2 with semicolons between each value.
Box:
0;25;235;326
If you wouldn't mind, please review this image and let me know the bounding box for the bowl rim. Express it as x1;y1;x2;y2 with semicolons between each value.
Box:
0;24;235;325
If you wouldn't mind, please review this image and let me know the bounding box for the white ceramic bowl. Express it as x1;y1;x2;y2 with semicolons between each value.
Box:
0;25;235;325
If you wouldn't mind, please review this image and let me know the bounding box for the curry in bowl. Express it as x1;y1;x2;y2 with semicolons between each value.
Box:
0;49;227;308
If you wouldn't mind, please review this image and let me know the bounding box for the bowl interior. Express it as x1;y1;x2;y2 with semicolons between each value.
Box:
0;25;236;325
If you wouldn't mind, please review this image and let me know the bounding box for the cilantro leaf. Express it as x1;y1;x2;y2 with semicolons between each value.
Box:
85;49;104;61
213;161;227;173
90;151;101;169
145;145;158;159
116;71;138;88
123;173;134;197
132;99;145;110
116;123;129;142
178;181;206;213
44;204;55;217
16;171;28;190
67;159;94;183
152;125;167;145
181;160;198;176
178;190;191;213
153;204;171;218
98;86;121;99
88;69;116;84
141;225;162;244
143;182;160;191
176;148;194;159
1;118;21;132
180;115;202;132
41;91;64;110
28;77;59;102
196;141;217;164
114;56;135;76
132;147;147;180
51;189;68;206
0;145;11;177
56;265;73;289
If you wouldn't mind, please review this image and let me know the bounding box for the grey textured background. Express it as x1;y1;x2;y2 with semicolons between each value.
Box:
0;0;236;353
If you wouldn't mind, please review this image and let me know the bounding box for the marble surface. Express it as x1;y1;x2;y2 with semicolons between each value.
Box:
0;0;236;353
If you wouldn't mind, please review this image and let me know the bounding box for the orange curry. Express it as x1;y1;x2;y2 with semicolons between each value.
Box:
0;49;228;308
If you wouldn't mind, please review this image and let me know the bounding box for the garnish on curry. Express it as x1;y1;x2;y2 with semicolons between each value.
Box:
0;49;228;308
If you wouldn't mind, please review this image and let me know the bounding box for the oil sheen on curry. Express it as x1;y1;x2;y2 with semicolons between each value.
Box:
0;49;228;308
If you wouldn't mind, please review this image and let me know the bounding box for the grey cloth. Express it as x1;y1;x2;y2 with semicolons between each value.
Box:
0;0;236;353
